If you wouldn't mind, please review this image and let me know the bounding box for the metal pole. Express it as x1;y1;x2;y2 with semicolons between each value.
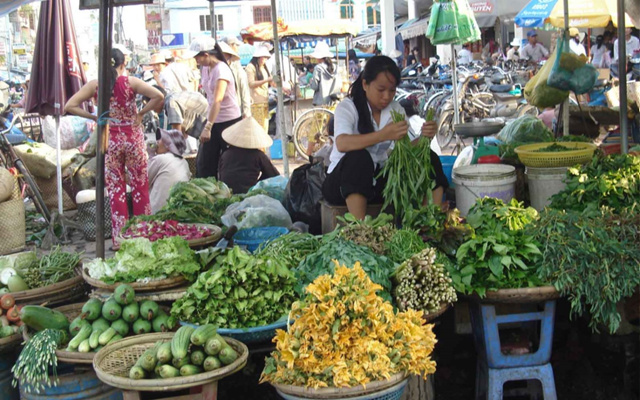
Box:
6;16;12;82
210;1;216;40
55;112;63;215
451;44;460;124
271;0;289;177
617;0;628;154
96;0;114;258
562;0;569;136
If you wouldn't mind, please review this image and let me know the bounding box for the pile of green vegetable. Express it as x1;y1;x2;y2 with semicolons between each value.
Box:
256;232;321;268
450;198;544;296
532;206;640;333
402;205;473;257
170;247;296;329
385;229;427;265
294;239;396;301
379;109;436;216
336;213;397;255
129;325;239;380
533;143;573;152
393;248;457;313
549;154;640;212
0;248;80;293
496;115;554;161
84;236;201;284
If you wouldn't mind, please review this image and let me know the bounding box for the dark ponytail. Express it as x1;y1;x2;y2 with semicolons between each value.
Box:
109;48;126;96
323;57;335;74
348;55;401;134
250;57;270;81
207;42;228;67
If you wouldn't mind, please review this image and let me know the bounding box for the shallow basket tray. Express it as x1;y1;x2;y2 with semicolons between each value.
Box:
0;332;22;354
93;332;248;392
514;142;597;168
82;268;187;292
423;303;452;323
272;372;407;400
12;272;86;307
467;286;561;304
181;318;288;344
119;224;222;249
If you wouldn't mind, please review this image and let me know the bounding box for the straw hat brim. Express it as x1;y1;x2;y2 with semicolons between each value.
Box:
311;49;333;59
222;117;273;150
219;42;240;61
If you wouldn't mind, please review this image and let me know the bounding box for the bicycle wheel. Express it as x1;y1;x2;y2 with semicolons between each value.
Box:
437;110;456;148
292;108;333;161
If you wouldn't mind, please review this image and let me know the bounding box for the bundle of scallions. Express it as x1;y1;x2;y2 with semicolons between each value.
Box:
379;108;436;216
12;329;67;393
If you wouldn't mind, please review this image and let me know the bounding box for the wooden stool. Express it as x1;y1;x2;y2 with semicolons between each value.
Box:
123;381;217;400
319;200;384;234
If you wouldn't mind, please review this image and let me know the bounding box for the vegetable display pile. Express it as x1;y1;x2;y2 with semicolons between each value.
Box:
0;294;21;338
549;154;640;212
0;248;79;292
12;328;68;393
256;232;321;269
121;220;212;242
531;206;640;333
128;325;239;380
393;248;457;313
450;198;544;297
403;205;473;257
260;262;437;389
384;229;426;265
379;109;436;215
85;236;201;284
533;143;573;152
337;213;397;255
170;247;296;329
496;115;554;161
294;239;395;302
19;284;171;353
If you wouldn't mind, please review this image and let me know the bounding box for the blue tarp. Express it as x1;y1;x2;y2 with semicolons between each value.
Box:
514;0;560;28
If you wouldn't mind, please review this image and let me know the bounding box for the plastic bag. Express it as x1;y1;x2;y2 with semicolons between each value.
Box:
524;46;569;108
547;37;597;94
42;115;96;150
284;160;326;235
497;115;554;144
221;194;292;230
248;175;289;204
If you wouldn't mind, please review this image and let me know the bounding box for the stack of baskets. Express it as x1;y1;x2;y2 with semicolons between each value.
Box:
0;170;25;255
34;174;76;211
76;189;112;241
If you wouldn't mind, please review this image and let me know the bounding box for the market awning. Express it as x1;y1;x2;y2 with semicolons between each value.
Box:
241;19;359;43
0;0;44;16
397;17;430;40
352;27;380;47
468;0;532;28
514;0;638;28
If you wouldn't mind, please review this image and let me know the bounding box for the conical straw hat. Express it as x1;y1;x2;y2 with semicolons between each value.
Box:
222;117;273;149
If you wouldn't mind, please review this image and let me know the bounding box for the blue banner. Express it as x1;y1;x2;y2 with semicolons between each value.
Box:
514;0;559;27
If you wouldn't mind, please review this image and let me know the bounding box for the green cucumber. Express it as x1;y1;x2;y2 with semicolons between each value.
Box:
171;325;195;360
98;327;117;346
180;364;202;376
19;305;70;332
106;334;123;345
69;317;91;337
156;342;173;364
203;356;222;371
190;350;205;366
91;318;110;333
78;339;91;353
204;335;225;356
218;345;238;365
67;324;92;351
190;324;216;346
89;329;103;349
158;365;180;379
129;366;146;380
137;346;159;372
172;356;189;369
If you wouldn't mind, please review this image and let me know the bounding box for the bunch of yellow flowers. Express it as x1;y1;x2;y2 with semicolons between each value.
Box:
260;261;437;389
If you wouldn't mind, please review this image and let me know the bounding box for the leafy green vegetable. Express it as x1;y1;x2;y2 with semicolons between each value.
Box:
85;237;201;283
533;143;573;152
497;115;554;161
450;198;544;297
256;232;321;268
531;206;640;333
385;229;426;264
294;239;395;302
335;213;396;255
402;205;473;257
549;154;640;212
170;246;296;328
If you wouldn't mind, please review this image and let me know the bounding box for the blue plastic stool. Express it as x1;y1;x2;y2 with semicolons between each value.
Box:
470;300;558;400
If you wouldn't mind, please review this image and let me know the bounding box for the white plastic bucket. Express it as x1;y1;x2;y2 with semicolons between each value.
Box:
453;164;517;216
525;167;568;211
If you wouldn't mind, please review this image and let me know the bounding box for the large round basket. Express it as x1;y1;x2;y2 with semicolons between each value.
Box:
82;268;187;292
93;332;248;392
0;332;22;354
118;224;222;249
514;142;597;168
423;303;452;323
181;318;288;344
12;274;86;306
272;372;408;400
467;286;561;304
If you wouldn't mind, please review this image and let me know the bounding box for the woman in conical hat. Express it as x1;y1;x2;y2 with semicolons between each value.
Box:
218;117;280;194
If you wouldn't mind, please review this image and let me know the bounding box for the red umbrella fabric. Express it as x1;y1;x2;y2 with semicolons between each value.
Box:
26;0;87;116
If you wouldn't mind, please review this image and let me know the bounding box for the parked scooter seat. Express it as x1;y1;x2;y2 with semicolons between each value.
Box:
489;84;513;93
493;92;521;101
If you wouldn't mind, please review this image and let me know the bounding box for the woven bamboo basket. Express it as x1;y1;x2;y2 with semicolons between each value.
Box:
93;333;248;391
423;303;452;323
0;177;25;255
34;174;76;211
0;332;22;354
91;286;189;302
185;155;197;177
12;268;86;306
272;372;408;399
82;268;188;292
466;286;561;304
22;303;172;364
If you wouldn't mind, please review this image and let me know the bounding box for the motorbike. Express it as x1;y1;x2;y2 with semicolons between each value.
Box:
610;56;640;80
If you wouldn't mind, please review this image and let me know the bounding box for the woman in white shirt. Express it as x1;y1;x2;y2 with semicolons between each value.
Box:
458;43;474;65
322;56;448;219
590;35;610;68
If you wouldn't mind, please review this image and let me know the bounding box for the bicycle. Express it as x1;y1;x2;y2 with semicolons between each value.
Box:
0;114;51;224
291;95;342;161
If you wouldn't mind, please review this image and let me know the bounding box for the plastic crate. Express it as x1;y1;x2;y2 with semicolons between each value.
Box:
234;226;289;252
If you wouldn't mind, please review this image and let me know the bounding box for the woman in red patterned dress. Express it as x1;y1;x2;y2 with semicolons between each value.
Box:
65;48;164;248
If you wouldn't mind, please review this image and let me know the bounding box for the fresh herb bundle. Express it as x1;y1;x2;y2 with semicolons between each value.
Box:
336;213;397;255
12;329;68;393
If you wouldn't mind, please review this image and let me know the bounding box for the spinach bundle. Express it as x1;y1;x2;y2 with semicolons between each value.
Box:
532;206;640;333
450;198;544;296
